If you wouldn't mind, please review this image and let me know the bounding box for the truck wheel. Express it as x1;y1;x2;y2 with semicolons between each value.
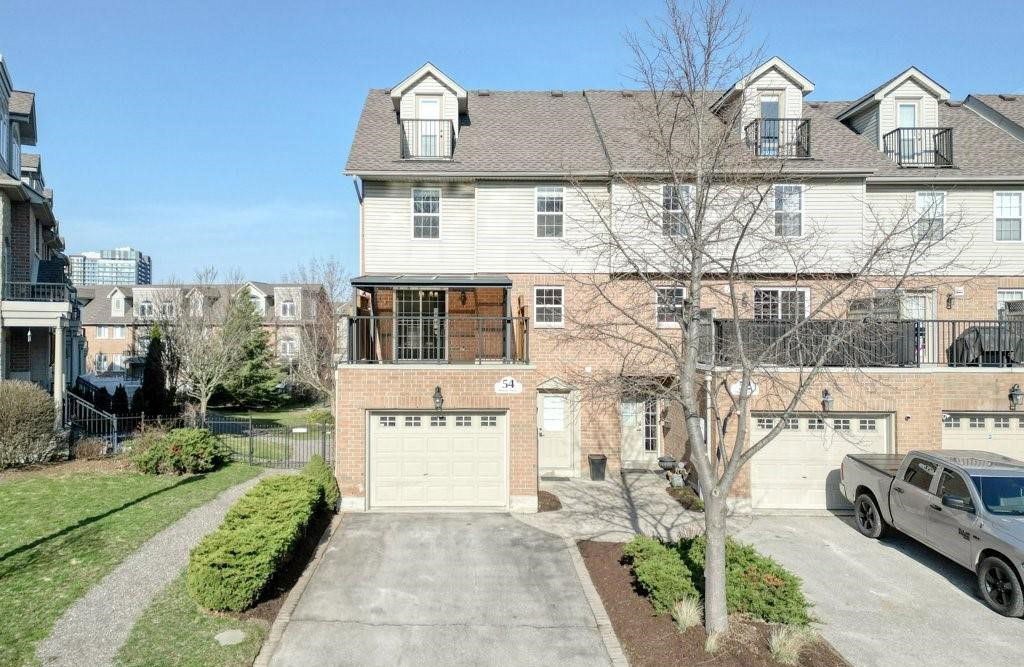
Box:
854;494;887;539
977;557;1024;617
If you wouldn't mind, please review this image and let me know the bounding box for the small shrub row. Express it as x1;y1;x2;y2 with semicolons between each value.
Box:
0;380;61;468
622;534;811;625
302;455;340;510
186;475;324;611
132;428;232;475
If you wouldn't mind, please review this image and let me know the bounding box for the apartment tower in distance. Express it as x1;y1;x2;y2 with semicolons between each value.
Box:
69;246;152;285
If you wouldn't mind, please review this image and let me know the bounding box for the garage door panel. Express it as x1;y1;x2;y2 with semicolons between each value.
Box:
942;414;1024;460
370;412;508;509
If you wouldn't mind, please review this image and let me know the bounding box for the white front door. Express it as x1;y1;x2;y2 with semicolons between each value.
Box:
900;291;934;363
538;393;572;471
621;399;659;468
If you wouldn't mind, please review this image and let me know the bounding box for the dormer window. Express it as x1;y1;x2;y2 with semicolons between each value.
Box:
250;294;265;315
111;295;125;317
392;63;467;161
139;300;154;317
281;300;296;317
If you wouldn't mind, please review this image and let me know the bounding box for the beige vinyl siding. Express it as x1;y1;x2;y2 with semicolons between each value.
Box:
741;67;804;132
848;107;880;148
362;181;476;273
398;74;459;136
865;184;1024;275
878;79;939;139
475;181;609;273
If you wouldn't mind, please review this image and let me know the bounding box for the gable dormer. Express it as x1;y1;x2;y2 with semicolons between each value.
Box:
391;63;467;160
713;57;814;158
108;287;127;317
837;67;953;167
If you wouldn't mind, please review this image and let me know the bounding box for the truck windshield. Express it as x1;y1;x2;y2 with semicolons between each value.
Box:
971;476;1024;515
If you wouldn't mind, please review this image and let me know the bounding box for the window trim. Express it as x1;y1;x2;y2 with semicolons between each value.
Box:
993;191;1023;243
534;185;565;239
661;184;693;236
752;286;811;321
772;183;804;238
411;186;442;240
914;190;946;241
654;286;687;328
280;300;297;318
533;286;565;329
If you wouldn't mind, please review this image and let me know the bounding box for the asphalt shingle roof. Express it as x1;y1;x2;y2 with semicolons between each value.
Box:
21;153;39;169
972;94;1024;130
8;90;33;115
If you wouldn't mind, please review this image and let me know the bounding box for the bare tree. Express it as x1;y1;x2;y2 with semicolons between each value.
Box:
559;0;981;635
285;257;350;407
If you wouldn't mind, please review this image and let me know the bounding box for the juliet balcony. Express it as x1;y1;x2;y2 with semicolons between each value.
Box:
400;119;456;159
744;118;811;158
882;127;954;167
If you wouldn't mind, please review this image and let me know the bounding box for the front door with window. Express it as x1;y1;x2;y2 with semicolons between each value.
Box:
395;289;446;361
417;96;441;156
538;393;572;471
759;94;781;156
620;399;659;468
897;102;919;160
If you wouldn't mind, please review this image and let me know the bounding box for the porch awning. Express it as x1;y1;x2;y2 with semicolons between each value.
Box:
351;274;512;288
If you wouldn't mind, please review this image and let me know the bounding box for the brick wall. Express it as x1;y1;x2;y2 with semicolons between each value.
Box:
10;203;32;281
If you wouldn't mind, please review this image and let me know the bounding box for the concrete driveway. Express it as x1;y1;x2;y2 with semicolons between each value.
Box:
736;515;1024;667
266;513;613;667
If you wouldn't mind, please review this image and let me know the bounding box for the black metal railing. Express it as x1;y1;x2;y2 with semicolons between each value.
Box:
3;281;72;302
346;315;529;364
744;118;810;158
401;119;456;159
882;127;954;167
714;318;1024;368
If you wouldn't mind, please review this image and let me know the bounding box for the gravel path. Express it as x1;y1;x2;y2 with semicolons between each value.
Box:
36;470;280;667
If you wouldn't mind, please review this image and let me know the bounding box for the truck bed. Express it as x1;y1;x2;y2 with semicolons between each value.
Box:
847;453;904;478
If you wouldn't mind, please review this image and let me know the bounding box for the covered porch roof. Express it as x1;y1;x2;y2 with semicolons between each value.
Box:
351;273;512;289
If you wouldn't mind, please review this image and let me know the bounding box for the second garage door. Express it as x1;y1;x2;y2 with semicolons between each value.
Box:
369;412;507;509
750;413;891;511
942;413;1024;460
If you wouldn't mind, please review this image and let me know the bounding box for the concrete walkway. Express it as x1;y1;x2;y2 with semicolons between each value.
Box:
266;513;614;667
36;471;274;667
516;471;742;542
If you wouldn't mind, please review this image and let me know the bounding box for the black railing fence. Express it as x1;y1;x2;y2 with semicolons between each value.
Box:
3;281;73;302
744;118;811;158
346;315;529;364
401;119;456;159
882;127;954;167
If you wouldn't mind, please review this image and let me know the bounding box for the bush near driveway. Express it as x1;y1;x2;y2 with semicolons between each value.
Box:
133;428;232;475
0;380;60;468
622;534;811;625
186;475;324;611
302;454;340;510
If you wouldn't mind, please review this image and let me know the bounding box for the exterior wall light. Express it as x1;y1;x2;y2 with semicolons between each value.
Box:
1010;384;1023;411
433;385;444;412
821;389;834;413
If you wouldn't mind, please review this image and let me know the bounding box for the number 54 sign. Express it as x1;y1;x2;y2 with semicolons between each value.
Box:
494;377;523;394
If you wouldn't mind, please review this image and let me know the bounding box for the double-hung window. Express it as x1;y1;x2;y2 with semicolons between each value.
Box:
995;192;1022;242
773;184;802;237
997;288;1024;320
915;191;945;241
536;186;564;237
113;326;125;339
281;300;296;317
655;287;686;327
662;184;691;236
753;287;807;321
139;301;154;318
412;187;441;239
534;287;564;327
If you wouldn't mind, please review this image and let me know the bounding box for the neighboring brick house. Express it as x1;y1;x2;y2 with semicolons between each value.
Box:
338;60;1024;514
76;281;331;374
0;54;84;409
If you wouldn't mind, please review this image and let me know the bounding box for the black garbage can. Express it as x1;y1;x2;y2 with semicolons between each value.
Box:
588;454;607;481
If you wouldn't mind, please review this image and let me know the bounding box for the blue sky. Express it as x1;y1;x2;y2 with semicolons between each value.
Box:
4;0;1023;281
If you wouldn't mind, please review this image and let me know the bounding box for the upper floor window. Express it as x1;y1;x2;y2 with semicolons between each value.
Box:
279;336;298;357
96;326;109;339
773;185;802;237
915;191;945;241
534;287;564;328
111;296;125;317
995;192;1022;242
189;295;203;317
656;287;687;327
753;287;808;321
0;106;8;171
138;300;154;317
95;352;108;372
412;188;441;239
536;187;564;238
662;185;691;236
113;326;126;339
160;302;175;318
997;289;1024;320
281;300;297;317
249;294;265;314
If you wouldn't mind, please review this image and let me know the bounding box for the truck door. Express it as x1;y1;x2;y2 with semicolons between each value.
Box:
891;457;939;542
926;467;977;567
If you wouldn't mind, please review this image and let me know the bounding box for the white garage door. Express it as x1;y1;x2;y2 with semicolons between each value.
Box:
942;413;1024;460
751;413;891;511
369;412;507;509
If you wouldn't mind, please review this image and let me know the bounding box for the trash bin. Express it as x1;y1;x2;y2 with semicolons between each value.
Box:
588;454;607;481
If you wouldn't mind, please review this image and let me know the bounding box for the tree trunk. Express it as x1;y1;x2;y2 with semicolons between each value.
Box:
199;394;209;426
703;489;729;634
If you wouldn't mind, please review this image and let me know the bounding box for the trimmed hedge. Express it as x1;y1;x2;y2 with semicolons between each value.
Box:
302;454;340;510
133;428;232;475
186;475;324;611
622;535;699;613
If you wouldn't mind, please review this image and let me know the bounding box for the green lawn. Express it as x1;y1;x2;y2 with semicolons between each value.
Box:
0;463;260;666
214;406;331;428
115;573;267;667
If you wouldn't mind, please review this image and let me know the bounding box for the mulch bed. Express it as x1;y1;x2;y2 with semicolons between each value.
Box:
666;485;705;511
538;490;562;512
233;508;334;624
578;540;848;667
